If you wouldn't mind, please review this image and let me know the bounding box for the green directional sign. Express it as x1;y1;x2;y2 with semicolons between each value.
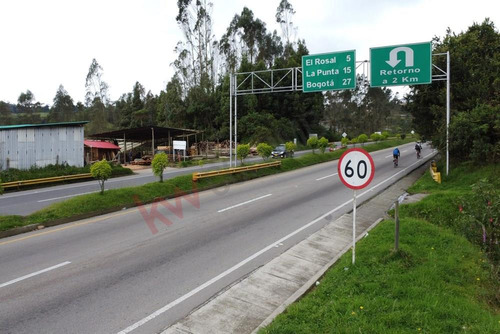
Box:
370;42;431;87
302;50;356;93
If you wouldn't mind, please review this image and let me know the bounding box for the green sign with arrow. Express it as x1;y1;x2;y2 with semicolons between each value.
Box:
370;42;432;87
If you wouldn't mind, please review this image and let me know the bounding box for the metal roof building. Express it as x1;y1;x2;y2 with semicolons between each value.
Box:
0;121;88;170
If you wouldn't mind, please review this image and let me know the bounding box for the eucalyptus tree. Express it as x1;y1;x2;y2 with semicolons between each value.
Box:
276;0;297;46
16;90;42;124
85;58;109;107
175;0;217;92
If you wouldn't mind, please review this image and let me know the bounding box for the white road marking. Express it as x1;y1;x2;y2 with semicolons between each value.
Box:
316;173;338;181
385;154;393;158
38;191;99;202
0;261;71;288
117;150;437;334
217;194;272;213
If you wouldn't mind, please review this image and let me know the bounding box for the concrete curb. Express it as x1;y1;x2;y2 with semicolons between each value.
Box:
251;217;384;333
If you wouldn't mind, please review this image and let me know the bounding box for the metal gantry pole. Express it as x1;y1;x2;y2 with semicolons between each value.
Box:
229;74;233;167
234;93;238;167
446;51;450;176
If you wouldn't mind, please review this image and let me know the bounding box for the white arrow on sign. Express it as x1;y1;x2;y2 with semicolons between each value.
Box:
386;46;414;68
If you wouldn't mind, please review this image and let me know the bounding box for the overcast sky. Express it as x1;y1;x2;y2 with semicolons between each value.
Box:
0;0;498;106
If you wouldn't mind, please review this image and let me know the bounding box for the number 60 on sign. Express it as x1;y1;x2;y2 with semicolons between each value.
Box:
338;148;375;190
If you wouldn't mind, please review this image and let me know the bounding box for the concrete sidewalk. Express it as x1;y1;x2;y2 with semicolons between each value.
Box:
162;163;429;334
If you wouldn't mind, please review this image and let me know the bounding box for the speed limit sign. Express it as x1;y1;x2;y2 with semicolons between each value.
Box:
338;148;375;265
338;148;375;190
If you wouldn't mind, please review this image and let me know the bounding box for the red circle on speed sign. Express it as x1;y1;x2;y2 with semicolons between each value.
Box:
338;148;375;190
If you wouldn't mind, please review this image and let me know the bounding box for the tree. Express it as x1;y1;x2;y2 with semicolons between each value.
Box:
85;58;109;107
276;0;296;46
50;85;75;122
285;141;296;155
318;137;329;153
175;0;216;91
256;142;272;161
237;144;250;164
90;159;112;195
406;19;500;164
0;101;13;125
152;152;169;182
307;137;318;153
16;90;42;123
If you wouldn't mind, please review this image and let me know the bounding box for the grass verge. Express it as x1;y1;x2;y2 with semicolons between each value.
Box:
260;219;500;333
260;163;500;333
0;138;414;231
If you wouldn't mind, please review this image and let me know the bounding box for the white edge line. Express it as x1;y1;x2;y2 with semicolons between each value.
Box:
217;194;272;213
117;151;435;334
38;191;99;202
316;173;338;181
117;150;437;334
0;261;71;288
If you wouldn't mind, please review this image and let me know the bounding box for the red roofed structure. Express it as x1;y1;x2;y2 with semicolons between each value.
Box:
84;140;120;163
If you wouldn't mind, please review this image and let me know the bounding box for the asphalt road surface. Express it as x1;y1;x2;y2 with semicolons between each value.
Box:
0;149;317;216
0;142;435;333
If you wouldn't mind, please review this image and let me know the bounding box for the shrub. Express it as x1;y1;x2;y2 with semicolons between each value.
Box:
151;152;168;182
256;143;273;161
237;144;250;164
350;137;358;147
370;133;382;142
457;179;500;272
341;137;349;147
318;137;329;153
285;141;296;154
448;104;500;164
358;134;368;146
307;137;319;153
381;131;390;139
90;159;112;195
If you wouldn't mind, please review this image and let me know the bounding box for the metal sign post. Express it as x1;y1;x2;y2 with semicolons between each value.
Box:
352;189;357;264
338;148;375;264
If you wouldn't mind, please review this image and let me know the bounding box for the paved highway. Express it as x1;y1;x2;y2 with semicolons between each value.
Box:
0;149;316;216
0;142;434;333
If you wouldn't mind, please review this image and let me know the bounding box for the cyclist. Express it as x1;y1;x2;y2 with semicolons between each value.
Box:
415;142;422;158
393;147;400;166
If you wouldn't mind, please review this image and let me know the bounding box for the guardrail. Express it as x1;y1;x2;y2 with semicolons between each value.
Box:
429;161;441;184
1;173;93;189
193;161;281;181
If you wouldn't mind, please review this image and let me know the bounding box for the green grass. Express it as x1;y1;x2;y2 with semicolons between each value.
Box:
0;137;414;231
260;162;500;333
0;163;133;183
260;219;500;334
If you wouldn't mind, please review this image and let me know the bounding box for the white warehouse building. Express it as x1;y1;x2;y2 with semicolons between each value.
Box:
0;121;87;170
